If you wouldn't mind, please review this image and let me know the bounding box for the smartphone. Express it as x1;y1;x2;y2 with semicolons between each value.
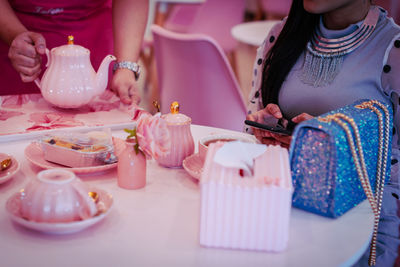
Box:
244;119;296;136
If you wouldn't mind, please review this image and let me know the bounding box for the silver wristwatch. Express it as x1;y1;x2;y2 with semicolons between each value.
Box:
113;61;141;80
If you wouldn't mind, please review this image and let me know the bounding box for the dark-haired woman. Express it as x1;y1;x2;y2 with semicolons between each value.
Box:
246;0;400;266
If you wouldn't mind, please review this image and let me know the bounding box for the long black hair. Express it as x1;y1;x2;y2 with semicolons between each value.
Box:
261;0;319;107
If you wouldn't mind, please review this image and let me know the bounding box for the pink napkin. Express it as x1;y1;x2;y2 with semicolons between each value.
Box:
26;112;84;131
0;110;24;121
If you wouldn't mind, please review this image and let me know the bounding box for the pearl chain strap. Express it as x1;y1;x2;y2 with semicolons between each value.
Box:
319;100;390;266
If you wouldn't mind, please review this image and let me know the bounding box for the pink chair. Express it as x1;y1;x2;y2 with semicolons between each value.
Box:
163;0;246;53
151;25;247;132
162;4;202;33
260;0;292;19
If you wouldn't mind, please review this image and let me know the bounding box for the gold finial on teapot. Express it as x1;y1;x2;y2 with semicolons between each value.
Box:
170;101;179;114
67;35;74;45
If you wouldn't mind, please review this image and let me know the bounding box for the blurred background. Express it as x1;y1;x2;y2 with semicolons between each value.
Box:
136;0;400;113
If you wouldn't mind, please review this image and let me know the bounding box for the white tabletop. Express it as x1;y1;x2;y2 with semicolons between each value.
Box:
0;125;373;267
231;20;280;47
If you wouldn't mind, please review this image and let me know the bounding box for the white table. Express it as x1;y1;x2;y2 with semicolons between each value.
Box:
0;125;373;267
231;20;279;47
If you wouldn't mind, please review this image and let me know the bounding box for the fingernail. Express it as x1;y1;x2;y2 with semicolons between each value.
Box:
37;45;45;53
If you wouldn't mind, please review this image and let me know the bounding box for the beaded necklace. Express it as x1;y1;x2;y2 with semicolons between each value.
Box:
300;6;380;87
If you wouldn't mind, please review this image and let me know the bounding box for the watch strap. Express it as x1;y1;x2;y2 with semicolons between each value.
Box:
113;61;141;80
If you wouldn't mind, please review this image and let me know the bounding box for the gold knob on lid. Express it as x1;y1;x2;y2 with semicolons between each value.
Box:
170;101;179;114
67;35;74;45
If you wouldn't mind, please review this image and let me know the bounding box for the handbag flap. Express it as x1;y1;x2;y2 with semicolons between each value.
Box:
289;99;393;217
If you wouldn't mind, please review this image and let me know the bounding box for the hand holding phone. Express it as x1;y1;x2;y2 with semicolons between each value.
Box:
244;118;297;136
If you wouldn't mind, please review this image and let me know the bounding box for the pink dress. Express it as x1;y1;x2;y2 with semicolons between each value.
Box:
0;0;113;95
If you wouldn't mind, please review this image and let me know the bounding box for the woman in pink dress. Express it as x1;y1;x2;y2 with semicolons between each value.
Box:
0;0;147;105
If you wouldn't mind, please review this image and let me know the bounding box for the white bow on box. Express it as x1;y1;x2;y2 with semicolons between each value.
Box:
213;141;266;177
202;141;293;187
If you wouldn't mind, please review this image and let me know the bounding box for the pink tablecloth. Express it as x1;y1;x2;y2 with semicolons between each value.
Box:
0;91;144;136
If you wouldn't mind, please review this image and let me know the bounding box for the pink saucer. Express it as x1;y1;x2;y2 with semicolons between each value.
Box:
182;153;204;180
6;188;113;234
24;143;117;174
0;153;20;184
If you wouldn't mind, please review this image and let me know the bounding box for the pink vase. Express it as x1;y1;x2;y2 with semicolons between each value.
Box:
117;140;146;189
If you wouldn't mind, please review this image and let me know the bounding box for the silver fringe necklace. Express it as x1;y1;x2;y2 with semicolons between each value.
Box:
300;6;380;87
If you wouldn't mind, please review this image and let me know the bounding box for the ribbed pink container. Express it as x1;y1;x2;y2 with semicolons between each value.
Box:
157;112;194;168
199;142;293;252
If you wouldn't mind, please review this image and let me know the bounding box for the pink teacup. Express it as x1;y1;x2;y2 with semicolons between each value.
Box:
20;169;98;223
199;134;258;162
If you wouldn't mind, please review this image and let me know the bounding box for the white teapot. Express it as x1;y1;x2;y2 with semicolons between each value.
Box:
34;35;116;108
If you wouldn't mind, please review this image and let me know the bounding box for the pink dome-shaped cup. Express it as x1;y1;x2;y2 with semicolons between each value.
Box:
20;169;98;223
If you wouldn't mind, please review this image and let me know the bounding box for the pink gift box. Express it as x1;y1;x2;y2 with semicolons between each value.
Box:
199;142;293;252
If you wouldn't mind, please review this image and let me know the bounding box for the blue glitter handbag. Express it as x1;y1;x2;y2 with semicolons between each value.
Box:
289;99;392;219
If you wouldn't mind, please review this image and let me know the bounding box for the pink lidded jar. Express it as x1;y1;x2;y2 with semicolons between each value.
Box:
156;102;194;168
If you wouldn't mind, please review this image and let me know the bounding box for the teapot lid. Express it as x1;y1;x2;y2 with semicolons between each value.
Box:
51;35;90;56
161;101;191;125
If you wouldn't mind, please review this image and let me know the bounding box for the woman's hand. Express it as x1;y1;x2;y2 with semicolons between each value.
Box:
247;103;292;148
292;112;314;123
8;31;46;82
110;68;141;105
111;0;147;105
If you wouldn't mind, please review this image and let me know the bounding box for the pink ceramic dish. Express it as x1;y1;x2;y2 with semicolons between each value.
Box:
182;153;203;180
0;153;20;184
6;188;113;234
24;143;117;174
41;140;112;168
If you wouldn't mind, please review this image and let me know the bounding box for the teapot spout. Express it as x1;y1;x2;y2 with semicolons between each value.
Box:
96;55;116;93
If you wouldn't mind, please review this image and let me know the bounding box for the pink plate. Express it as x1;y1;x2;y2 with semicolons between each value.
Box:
182;153;204;180
0;153;20;184
24;143;117;174
6;188;113;234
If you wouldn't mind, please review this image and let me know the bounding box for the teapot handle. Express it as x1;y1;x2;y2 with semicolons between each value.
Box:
34;48;51;89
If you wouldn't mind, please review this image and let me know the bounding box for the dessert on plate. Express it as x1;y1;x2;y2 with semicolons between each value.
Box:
40;130;116;168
